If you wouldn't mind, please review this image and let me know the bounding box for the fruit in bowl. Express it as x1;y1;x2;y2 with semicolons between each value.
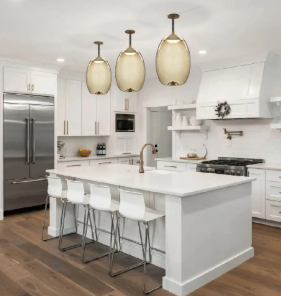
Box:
78;149;91;157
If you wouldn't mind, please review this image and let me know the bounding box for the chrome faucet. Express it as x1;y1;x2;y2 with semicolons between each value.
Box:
139;143;157;173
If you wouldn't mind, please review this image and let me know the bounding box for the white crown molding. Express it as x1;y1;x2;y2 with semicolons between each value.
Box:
0;57;61;73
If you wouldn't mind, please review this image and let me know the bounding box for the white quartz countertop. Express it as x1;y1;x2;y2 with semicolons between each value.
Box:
155;157;207;164
47;164;255;198
58;154;140;162
247;163;281;171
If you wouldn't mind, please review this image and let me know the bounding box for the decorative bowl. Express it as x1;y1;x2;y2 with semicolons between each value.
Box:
189;116;202;126
78;149;91;157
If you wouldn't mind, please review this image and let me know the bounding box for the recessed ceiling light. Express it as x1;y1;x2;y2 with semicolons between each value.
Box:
199;50;207;55
57;58;64;62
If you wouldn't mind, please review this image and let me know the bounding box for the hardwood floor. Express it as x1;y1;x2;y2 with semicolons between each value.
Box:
0;210;280;296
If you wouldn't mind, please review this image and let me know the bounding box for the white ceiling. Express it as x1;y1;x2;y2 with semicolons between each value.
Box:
1;0;281;75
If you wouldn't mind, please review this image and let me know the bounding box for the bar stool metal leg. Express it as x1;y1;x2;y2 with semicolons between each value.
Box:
142;222;162;294
59;202;95;252
82;210;118;264
109;214;145;277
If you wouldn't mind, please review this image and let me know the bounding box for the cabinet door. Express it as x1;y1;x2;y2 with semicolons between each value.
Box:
248;169;266;219
4;67;30;93
126;92;137;112
65;80;81;136
57;78;66;136
81;82;97;136
126;137;137;153
96;92;110;135
31;71;56;95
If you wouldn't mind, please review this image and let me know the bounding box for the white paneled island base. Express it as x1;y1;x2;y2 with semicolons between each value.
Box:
47;164;255;296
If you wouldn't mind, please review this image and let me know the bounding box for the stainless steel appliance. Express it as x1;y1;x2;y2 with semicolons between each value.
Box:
196;157;264;176
3;93;54;211
116;114;135;132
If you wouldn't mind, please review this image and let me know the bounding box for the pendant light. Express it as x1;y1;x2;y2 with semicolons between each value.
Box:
86;41;111;95
115;30;145;92
156;13;191;86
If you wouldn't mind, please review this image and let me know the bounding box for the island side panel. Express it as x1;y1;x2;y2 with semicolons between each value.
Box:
163;182;253;296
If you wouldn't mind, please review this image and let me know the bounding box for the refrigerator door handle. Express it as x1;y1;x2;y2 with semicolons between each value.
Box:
11;178;47;184
32;118;36;164
26;117;30;164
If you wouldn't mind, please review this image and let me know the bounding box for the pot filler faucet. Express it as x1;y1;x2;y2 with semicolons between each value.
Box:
139;143;157;173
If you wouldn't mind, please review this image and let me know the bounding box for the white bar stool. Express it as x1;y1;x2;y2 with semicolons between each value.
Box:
42;176;77;242
59;179;96;252
82;184;120;264
109;188;165;294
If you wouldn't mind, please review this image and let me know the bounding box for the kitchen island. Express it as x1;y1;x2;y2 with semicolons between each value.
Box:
47;164;255;296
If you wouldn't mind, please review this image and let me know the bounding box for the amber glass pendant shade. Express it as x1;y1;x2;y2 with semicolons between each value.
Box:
115;30;145;92
86;41;111;95
156;14;191;86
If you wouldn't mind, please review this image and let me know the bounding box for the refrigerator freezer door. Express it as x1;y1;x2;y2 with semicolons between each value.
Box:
3;102;30;180
30;104;54;178
4;178;47;211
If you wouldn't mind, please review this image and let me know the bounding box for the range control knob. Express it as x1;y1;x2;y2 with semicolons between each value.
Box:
207;168;214;173
230;171;235;175
201;168;206;173
236;171;241;176
225;171;230;175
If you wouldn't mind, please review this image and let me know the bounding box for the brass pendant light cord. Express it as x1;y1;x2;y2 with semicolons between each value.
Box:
172;18;175;33
129;33;132;47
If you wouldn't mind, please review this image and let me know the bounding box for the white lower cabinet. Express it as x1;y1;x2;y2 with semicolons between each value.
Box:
119;157;140;165
248;169;266;219
266;200;281;222
57;160;90;169
157;161;187;172
90;158;118;166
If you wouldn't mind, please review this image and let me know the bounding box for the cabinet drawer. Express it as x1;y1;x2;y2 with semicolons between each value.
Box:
90;158;118;166
186;163;197;171
58;160;90;169
266;181;281;202
266;170;281;182
157;161;187;172
266;200;281;222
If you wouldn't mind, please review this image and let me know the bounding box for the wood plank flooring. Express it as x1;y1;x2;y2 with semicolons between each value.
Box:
0;210;281;296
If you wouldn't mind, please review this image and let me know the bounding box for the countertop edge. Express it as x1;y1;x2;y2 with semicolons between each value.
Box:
58;154;140;162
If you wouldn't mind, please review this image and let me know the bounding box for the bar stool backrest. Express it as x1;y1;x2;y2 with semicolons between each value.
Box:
66;179;85;203
89;184;112;211
119;189;145;221
47;176;63;198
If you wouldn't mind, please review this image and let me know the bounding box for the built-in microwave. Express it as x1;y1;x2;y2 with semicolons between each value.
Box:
116;114;135;132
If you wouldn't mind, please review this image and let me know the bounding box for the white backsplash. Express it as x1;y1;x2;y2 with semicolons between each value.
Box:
58;136;112;157
176;117;281;162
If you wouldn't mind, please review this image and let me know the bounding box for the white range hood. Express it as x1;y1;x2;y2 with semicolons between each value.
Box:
196;53;281;119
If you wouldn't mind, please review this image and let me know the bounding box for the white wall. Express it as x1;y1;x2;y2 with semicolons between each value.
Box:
138;66;281;163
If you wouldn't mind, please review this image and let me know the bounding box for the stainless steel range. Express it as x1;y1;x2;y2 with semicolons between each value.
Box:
196;157;264;176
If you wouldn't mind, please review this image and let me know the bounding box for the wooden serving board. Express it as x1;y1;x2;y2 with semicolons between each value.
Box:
180;157;206;161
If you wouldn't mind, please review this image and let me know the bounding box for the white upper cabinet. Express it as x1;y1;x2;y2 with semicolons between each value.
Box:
65;80;82;136
196;53;281;119
57;78;66;136
4;67;31;93
114;91;137;113
96;93;110;135
30;71;56;95
81;82;110;136
4;66;56;95
81;82;97;136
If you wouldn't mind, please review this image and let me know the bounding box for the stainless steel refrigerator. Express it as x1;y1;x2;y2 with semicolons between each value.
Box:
3;93;54;212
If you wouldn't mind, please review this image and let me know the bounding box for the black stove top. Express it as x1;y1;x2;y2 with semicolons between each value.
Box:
201;159;262;167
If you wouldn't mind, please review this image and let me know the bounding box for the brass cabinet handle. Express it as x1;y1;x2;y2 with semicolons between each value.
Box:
99;162;112;165
95;122;97;134
64;120;65;135
27;83;30;91
31;84;34;91
164;165;177;168
67;121;69;134
67;164;81;167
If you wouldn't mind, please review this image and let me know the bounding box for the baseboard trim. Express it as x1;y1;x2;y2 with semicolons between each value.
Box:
0;209;3;220
48;225;76;237
253;218;281;228
163;247;254;296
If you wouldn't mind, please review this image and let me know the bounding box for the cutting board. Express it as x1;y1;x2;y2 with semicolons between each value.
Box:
180;157;206;161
